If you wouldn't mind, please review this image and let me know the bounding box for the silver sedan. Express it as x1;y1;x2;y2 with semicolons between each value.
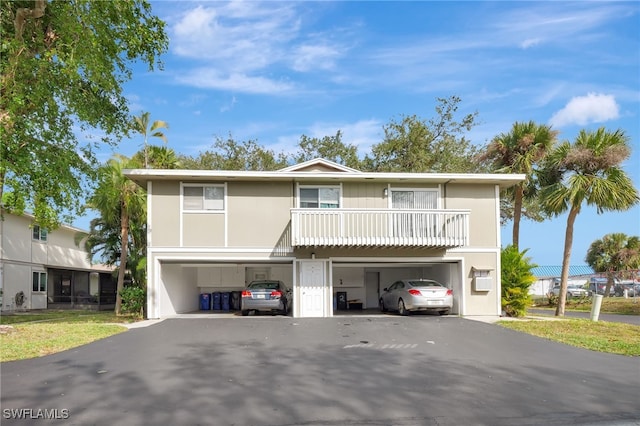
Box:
379;279;453;316
241;280;290;316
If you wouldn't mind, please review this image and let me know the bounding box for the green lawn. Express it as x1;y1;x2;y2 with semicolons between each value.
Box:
531;295;640;315
0;310;139;362
496;297;640;356
498;318;640;356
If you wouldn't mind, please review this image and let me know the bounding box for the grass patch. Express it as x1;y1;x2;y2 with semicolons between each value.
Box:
1;323;127;362
0;310;140;325
0;310;140;362
498;318;640;356
531;296;640;315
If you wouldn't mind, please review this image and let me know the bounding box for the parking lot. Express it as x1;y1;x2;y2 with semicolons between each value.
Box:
1;316;639;425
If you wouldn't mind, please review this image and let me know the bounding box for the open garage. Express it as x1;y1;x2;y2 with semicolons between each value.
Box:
150;257;463;318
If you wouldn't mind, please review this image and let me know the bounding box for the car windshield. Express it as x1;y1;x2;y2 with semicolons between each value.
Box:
248;281;280;290
408;280;443;288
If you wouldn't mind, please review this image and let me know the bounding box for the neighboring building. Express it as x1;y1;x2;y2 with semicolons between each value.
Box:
124;158;525;319
530;265;594;297
0;212;116;311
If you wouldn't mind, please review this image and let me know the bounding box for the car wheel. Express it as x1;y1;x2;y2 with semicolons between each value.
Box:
398;299;409;316
379;299;387;312
241;310;249;316
439;309;450;316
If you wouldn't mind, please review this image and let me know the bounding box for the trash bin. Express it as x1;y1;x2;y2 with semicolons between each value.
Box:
336;292;347;310
212;292;221;311
231;291;241;310
221;292;230;312
199;293;211;311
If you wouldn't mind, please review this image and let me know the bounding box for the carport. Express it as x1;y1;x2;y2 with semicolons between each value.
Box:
150;257;295;318
150;256;462;319
328;258;463;315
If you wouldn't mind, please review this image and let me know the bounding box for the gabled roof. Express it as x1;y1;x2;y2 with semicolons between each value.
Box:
278;158;362;173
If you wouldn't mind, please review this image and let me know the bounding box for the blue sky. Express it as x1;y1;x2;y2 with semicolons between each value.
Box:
89;1;640;268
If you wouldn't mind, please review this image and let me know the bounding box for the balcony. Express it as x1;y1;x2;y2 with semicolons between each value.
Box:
291;208;470;248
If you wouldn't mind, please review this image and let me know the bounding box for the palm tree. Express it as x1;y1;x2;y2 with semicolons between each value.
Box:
132;145;181;170
540;128;639;316
88;155;146;314
478;121;558;249
132;112;169;168
586;233;640;297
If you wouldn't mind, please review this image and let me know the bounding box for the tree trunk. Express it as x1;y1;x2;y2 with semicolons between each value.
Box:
603;272;615;298
115;200;129;315
512;184;524;249
555;205;580;316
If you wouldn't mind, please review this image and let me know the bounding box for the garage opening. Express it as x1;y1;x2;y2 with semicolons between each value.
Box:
330;261;462;316
156;260;294;318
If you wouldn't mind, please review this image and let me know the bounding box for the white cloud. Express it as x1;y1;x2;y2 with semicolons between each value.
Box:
520;38;541;49
549;93;620;127
291;44;341;72
176;69;295;95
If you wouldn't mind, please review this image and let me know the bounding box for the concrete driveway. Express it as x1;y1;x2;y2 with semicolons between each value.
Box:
1;316;639;425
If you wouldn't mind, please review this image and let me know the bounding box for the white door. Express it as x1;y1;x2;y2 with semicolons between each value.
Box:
299;261;325;317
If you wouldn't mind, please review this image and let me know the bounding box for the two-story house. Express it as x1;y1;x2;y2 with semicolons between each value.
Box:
0;212;116;311
124;158;524;319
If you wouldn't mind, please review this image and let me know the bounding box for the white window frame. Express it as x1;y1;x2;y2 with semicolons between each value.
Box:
32;225;48;242
387;188;440;209
297;184;342;209
32;271;47;292
181;183;226;213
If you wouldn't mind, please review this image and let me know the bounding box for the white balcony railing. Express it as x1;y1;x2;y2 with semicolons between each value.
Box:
291;208;470;248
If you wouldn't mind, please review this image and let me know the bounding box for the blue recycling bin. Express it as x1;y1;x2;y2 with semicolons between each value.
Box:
221;292;230;312
199;293;211;310
212;292;221;311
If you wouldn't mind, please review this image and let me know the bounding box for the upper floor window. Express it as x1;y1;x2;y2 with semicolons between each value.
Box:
183;185;225;211
299;187;340;208
32;225;48;242
32;271;47;292
391;189;438;209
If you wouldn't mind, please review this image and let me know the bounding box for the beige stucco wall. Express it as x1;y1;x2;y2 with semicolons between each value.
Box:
444;183;498;248
226;182;293;247
342;182;388;208
149;181;180;247
1;213;94;270
183;213;225;247
460;251;501;315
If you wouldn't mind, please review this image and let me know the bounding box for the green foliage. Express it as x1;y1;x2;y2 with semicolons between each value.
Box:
181;96;483;174
501;245;537;317
363;96;483;173
180;136;288;171
292;131;362;169
585;233;640;296
132;112;169;168
86;154;147;314
0;0;168;229
119;286;145;317
479;121;558;246
539;127;639;315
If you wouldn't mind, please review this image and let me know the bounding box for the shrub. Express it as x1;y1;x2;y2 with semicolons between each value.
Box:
119;286;145;317
501;245;537;317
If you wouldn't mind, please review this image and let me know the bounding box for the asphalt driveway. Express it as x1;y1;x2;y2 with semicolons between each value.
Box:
1;316;639;426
